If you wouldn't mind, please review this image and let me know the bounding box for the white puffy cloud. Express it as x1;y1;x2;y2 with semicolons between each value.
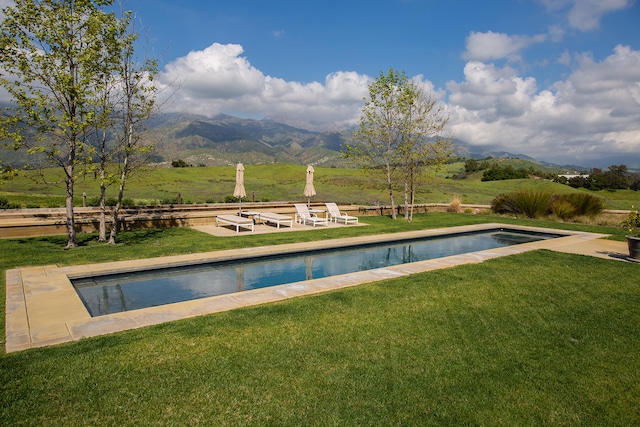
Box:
160;43;265;100
539;0;633;31
446;44;640;165
463;31;547;62
157;43;369;129
156;41;640;166
567;0;632;31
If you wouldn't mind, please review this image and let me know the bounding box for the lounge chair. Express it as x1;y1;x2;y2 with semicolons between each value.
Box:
325;202;358;225
215;214;254;233
294;203;328;227
259;212;293;229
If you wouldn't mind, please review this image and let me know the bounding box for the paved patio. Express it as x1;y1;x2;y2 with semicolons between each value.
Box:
5;223;633;353
193;216;364;236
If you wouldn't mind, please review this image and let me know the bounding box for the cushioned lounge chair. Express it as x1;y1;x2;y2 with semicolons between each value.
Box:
215;214;254;233
294;203;328;227
325;202;358;224
259;212;293;229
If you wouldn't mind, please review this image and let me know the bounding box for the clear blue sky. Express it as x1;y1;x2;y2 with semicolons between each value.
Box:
7;0;640;167
136;0;638;87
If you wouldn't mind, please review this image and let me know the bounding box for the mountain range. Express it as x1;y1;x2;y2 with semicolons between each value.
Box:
146;113;558;168
0;111;609;171
146;113;347;167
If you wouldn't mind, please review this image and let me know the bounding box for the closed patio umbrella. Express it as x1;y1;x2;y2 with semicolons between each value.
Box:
234;163;246;211
303;165;316;206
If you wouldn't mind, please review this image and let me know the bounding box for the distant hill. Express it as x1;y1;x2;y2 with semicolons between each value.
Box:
146;113;568;168
145;113;351;167
0;111;612;171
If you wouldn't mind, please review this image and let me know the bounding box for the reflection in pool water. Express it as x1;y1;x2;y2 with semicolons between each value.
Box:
73;229;560;316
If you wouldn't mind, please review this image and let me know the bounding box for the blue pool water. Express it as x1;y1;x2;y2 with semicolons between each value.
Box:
73;228;561;316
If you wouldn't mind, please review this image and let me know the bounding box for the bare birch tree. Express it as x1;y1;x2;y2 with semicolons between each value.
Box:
106;11;157;244
343;68;452;221
0;0;124;248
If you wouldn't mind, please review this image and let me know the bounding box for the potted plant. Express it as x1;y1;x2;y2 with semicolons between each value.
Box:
621;205;640;260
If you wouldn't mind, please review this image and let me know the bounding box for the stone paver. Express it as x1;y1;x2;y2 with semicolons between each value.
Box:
5;223;633;353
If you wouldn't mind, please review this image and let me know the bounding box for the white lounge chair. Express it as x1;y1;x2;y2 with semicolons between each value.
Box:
294;203;328;227
325;202;358;224
259;212;293;229
215;214;254;233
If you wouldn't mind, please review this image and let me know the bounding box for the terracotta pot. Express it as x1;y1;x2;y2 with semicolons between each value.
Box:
627;235;640;260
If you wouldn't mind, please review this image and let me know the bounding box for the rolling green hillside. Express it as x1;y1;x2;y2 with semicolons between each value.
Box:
2;162;638;210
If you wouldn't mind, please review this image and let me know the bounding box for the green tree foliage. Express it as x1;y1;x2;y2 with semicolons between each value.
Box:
481;164;529;181
171;159;192;168
0;162;18;185
0;0;123;248
343;68;452;220
566;165;633;191
464;158;479;173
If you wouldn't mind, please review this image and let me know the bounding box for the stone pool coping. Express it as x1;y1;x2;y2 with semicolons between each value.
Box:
5;223;624;353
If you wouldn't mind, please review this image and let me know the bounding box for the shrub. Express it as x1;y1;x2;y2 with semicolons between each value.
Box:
491;190;553;218
171;159;191;168
160;197;179;205
494;190;605;220
87;197;135;207
224;195;238;203
447;197;462;213
0;197;21;209
491;193;512;214
481;165;529;181
550;198;576;220
561;193;605;217
621;205;640;237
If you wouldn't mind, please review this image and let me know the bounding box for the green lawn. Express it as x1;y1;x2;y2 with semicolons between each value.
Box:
1;213;639;425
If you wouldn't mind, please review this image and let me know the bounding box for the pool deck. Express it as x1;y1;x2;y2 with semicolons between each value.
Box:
5;223;634;353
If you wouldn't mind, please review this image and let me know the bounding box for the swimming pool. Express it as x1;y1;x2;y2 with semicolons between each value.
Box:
72;228;562;316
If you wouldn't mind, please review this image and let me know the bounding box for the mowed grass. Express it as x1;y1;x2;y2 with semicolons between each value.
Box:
2;163;639;208
1;213;639;425
1;252;639;425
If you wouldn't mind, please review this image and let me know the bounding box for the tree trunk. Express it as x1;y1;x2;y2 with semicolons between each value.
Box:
409;186;415;223
107;193;122;245
98;126;108;242
107;176;126;245
108;140;131;245
386;164;397;219
98;168;107;242
64;165;78;248
403;179;410;221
